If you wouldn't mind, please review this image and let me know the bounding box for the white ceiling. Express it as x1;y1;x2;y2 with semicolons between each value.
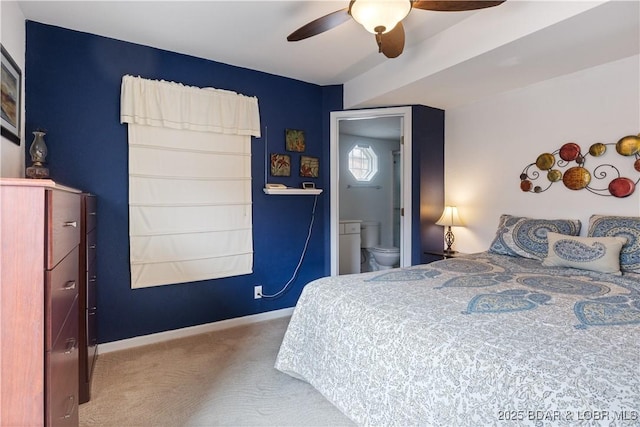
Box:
16;0;640;113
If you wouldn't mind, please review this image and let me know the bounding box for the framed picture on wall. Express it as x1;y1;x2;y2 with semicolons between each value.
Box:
270;153;291;177
300;155;319;178
1;44;22;145
285;129;305;152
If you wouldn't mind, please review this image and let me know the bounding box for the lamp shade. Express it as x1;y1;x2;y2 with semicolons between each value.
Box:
435;206;464;227
350;0;412;34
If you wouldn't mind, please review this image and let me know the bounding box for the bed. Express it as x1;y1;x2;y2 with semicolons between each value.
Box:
275;215;640;426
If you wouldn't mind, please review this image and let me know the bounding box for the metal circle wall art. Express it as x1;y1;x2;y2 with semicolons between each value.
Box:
519;133;640;198
616;135;640;156
589;142;606;157
608;177;635;198
562;166;591;190
559;142;581;161
535;153;555;170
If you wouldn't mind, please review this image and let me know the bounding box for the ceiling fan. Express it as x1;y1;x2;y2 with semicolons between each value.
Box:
287;0;506;58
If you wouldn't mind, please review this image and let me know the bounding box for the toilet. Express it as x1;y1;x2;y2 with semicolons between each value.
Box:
360;221;400;271
368;246;401;270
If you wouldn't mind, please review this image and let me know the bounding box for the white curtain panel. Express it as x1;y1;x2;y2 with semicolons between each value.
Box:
121;76;260;289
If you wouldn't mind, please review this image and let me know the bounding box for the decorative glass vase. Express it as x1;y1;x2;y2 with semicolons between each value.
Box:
26;130;50;179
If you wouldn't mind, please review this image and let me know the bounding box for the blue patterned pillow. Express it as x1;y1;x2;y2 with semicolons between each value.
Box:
588;215;640;273
488;214;581;260
543;232;627;275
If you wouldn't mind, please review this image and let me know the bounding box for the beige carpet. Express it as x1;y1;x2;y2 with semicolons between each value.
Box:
79;316;355;427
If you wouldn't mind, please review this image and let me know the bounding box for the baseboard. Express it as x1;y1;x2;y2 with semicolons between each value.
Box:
98;307;295;354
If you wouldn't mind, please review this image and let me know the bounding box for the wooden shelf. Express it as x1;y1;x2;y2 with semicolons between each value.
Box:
263;188;323;195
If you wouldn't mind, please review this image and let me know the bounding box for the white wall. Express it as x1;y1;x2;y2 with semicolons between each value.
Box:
1;1;26;178
445;55;640;254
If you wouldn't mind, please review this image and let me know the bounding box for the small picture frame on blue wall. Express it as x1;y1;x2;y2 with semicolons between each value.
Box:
1;44;22;145
285;129;305;152
270;153;291;177
300;155;319;178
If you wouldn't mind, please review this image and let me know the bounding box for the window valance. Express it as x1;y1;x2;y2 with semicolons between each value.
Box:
120;75;261;137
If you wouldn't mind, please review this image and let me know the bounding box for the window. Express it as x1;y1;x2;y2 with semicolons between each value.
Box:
348;144;378;181
121;75;260;289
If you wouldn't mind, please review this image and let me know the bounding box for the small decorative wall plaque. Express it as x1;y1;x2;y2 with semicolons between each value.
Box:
285;129;305;152
270;153;291;177
519;134;640;198
300;155;319;178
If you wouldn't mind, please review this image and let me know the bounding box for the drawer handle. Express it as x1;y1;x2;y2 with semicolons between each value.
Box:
89;276;97;282
63;280;76;290
60;395;76;420
64;338;77;354
89;244;97;249
89;212;97;216
63;221;77;228
89;310;97;315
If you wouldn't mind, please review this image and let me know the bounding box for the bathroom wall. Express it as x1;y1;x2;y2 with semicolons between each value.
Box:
338;133;401;248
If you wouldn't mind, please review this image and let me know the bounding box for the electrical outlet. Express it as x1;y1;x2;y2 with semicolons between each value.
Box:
254;285;262;299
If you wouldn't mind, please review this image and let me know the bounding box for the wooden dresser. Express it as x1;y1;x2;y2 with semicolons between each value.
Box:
79;193;98;403
1;178;81;427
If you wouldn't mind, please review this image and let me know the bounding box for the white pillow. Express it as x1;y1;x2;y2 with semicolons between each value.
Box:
543;232;627;275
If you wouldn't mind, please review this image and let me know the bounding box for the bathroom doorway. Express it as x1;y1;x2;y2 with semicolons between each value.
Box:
330;107;413;276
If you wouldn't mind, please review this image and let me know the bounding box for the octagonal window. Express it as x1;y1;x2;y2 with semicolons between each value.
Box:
348;144;378;182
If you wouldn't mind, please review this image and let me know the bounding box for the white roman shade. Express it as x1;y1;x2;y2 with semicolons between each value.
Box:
121;75;260;288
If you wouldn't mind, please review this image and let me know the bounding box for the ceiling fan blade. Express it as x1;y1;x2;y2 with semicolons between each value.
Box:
287;8;351;41
412;1;506;12
377;22;405;59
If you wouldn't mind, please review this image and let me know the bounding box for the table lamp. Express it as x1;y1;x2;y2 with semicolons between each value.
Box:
435;206;464;254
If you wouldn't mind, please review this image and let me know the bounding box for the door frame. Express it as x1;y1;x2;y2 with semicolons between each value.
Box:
330;106;412;276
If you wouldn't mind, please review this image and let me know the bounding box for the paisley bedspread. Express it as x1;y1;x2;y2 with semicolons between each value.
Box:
274;252;640;426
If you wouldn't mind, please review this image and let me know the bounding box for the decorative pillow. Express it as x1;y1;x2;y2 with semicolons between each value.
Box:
588;215;640;273
543;232;627;275
488;214;581;260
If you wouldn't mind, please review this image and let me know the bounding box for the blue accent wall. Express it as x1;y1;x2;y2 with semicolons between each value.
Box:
412;105;446;264
25;21;343;343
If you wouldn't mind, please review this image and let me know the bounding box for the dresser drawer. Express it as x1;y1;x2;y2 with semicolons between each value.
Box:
86;228;97;266
46;298;79;427
84;194;97;233
47;190;81;269
46;246;79;349
87;260;97;309
86;307;98;379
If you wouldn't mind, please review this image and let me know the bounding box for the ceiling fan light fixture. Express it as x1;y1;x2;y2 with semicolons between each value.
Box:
350;0;412;34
